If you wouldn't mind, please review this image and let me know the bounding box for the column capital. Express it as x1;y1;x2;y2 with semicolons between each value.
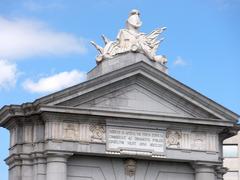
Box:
191;161;220;173
215;165;228;173
192;161;219;180
45;151;73;164
192;161;220;167
215;166;228;180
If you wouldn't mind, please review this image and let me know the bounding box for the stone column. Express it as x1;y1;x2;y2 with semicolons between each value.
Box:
46;152;72;180
193;162;216;180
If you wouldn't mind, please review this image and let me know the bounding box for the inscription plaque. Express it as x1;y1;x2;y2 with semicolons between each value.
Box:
106;126;166;155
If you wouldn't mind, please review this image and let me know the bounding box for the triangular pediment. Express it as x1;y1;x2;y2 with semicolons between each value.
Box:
4;54;235;125
35;58;238;123
77;84;193;118
54;74;220;120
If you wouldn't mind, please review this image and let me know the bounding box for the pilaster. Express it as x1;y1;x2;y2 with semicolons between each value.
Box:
21;155;33;180
32;153;46;180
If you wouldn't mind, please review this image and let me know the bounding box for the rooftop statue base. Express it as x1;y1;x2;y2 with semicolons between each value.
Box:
87;52;168;80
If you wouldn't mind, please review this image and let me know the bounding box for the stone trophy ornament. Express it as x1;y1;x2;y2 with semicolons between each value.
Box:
91;9;167;64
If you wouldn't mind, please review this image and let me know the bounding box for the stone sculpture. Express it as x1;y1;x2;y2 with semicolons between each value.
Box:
124;159;137;177
91;9;167;64
166;130;182;148
89;124;105;142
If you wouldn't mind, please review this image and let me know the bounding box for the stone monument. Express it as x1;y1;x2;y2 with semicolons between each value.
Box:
91;9;167;64
0;9;239;180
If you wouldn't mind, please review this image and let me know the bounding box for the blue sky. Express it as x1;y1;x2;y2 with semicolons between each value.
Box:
0;0;239;179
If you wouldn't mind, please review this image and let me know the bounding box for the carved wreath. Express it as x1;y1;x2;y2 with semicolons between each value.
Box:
166;130;181;148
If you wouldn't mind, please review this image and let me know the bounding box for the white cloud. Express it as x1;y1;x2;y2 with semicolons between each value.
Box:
0;59;18;89
22;70;86;93
173;56;187;67
0;17;86;60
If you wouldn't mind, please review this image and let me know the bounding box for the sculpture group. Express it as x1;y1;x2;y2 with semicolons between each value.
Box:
91;9;167;64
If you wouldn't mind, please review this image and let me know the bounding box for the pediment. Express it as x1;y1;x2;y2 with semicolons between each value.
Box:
55;75;219;120
77;84;192;118
35;59;238;123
